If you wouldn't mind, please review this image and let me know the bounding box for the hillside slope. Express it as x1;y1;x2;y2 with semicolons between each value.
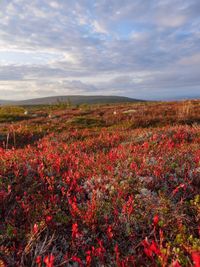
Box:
0;95;143;106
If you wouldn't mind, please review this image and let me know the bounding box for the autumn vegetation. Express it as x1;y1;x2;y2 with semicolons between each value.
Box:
0;100;200;266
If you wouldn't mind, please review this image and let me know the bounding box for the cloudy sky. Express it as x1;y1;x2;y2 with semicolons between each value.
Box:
0;0;200;100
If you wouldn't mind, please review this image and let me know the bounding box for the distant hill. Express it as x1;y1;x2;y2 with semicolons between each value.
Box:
0;100;15;105
0;95;144;106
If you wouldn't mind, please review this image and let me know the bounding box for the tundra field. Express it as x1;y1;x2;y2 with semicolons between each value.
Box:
0;100;200;267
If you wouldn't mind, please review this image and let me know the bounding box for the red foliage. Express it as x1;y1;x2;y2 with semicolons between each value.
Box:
142;239;161;258
153;214;159;227
192;252;200;267
43;254;55;267
1;103;199;266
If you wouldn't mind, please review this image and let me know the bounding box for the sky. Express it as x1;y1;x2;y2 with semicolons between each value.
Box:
0;0;200;100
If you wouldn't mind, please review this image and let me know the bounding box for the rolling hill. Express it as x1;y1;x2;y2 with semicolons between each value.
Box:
0;95;143;106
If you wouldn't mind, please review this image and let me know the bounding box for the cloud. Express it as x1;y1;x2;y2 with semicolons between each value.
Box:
156;15;187;28
0;0;199;100
91;20;108;35
178;53;200;65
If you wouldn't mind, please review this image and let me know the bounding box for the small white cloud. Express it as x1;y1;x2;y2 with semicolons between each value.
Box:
179;53;200;65
76;14;89;26
28;6;47;18
49;1;61;9
131;31;149;42
91;20;108;35
62;52;80;65
156;14;187;27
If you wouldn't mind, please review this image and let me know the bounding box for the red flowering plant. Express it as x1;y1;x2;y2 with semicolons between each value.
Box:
0;102;200;266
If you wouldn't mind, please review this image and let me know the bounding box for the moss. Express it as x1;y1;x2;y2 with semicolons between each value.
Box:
0;106;28;122
70;116;105;128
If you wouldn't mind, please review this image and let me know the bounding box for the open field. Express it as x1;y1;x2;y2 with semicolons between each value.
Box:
0;100;200;266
